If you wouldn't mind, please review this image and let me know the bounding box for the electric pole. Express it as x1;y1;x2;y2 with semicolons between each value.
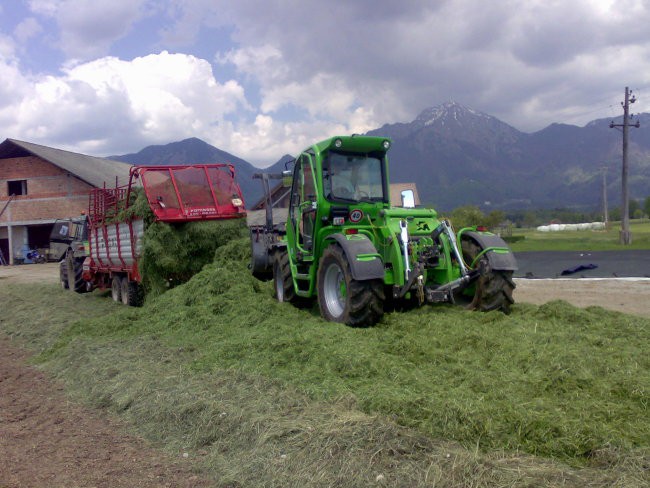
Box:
601;166;609;227
609;86;640;245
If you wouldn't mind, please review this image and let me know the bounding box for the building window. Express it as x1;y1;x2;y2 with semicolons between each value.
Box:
7;180;27;196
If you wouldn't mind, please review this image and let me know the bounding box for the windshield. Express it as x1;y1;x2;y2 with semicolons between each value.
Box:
323;151;385;203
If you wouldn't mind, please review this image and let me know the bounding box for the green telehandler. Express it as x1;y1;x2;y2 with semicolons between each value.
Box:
250;135;517;326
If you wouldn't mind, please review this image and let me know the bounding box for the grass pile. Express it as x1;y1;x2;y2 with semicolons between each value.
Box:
101;186;249;298
1;241;648;486
139;218;247;297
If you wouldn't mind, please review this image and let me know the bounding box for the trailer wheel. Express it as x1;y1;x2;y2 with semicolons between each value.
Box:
317;244;384;327
111;275;122;302
59;260;69;289
66;251;86;293
120;276;143;307
459;238;515;314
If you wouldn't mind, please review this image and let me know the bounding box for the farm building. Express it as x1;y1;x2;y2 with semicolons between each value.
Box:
0;139;131;265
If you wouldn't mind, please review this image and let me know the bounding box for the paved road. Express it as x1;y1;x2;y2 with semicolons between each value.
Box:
513;250;650;278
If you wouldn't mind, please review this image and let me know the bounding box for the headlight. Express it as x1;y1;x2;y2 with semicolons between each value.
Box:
382;140;390;150
231;198;243;207
334;138;343;148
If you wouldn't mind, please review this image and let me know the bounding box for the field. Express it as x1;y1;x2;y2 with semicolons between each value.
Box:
509;219;650;252
0;239;648;487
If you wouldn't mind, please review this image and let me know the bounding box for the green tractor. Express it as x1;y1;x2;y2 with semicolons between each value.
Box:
249;135;517;326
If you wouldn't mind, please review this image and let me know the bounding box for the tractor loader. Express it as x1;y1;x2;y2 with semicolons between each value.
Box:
250;135;517;326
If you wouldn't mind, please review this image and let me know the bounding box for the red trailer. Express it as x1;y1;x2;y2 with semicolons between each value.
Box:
81;164;246;305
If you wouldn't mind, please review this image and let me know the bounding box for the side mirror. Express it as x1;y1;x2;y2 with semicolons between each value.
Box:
282;170;293;188
401;189;415;208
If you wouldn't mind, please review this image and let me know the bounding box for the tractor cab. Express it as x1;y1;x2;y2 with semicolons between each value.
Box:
322;150;387;204
288;136;391;252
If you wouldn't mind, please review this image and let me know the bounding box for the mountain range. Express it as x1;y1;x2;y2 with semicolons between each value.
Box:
111;102;650;211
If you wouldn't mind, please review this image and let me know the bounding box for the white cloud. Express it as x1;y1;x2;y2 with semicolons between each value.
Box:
28;0;149;59
2;51;251;155
14;17;43;45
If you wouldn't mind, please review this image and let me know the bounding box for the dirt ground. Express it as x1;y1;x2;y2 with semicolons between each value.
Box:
0;264;214;487
0;263;648;487
513;277;650;318
0;336;212;488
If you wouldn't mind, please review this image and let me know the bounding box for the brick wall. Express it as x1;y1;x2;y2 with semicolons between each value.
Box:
0;156;93;224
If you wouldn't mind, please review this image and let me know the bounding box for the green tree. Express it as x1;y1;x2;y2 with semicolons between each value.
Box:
484;210;506;229
449;205;485;229
644;196;650;217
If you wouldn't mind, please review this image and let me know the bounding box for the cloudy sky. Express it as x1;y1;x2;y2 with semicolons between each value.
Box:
1;0;650;166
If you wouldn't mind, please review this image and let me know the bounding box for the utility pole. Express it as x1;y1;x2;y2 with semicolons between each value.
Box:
609;86;640;245
601;167;609;227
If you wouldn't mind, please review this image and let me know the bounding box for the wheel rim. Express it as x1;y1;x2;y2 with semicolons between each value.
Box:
323;262;346;318
111;278;120;302
275;270;284;302
67;257;75;289
121;278;129;305
60;265;67;289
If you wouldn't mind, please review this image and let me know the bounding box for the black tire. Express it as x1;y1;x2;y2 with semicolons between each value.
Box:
120;276;143;307
273;252;297;303
66;252;86;293
59;260;69;289
317;244;384;327
111;275;122;302
459;238;515;314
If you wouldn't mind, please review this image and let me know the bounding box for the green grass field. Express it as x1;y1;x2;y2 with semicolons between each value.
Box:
509;219;650;252
0;238;648;487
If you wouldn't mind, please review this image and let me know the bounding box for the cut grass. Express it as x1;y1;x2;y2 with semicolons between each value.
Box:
510;219;650;252
1;241;648;486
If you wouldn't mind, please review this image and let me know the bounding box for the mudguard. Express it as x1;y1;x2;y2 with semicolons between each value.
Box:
326;233;384;281
462;231;518;271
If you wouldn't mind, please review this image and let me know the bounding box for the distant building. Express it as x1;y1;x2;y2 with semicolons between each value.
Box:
389;183;421;207
0;139;131;264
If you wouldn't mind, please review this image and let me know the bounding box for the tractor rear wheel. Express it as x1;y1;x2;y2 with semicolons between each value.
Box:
66;251;86;293
317;244;384;327
460;238;515;314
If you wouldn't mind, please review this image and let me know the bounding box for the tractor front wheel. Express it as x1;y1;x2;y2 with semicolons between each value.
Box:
460;238;515;314
317;244;384;327
273;251;297;303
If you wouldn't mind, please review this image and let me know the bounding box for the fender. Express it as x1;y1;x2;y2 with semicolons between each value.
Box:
462;231;518;271
326;233;384;281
